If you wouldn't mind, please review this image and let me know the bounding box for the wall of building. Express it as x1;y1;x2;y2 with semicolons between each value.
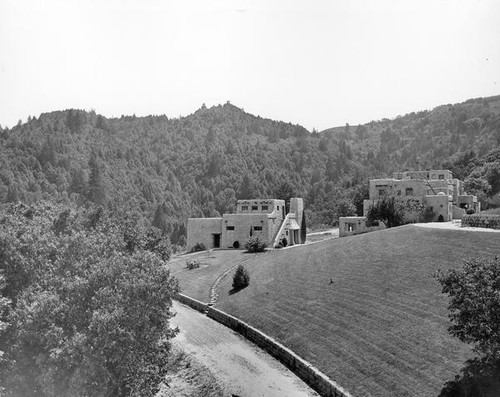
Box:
290;198;304;229
221;213;270;249
369;179;427;200
458;195;480;213
452;205;466;219
186;218;222;250
237;199;285;219
424;195;451;221
339;216;385;237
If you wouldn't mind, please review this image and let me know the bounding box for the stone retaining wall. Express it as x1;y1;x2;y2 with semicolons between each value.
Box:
462;214;500;229
174;293;208;313
207;306;352;397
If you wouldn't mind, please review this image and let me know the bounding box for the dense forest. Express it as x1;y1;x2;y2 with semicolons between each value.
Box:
1;96;500;249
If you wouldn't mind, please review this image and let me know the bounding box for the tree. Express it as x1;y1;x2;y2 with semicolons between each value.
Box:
69;168;88;196
464;177;491;195
0;202;178;396
88;154;107;206
238;175;253;200
274;180;295;213
232;265;250;290
434;256;500;396
244;236;267;253
367;195;425;228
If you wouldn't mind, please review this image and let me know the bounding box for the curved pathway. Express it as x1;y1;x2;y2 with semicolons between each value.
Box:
208;255;254;305
170;301;319;397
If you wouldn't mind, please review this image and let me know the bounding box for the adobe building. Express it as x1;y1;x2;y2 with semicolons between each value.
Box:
339;216;386;237
362;169;479;222
187;198;304;250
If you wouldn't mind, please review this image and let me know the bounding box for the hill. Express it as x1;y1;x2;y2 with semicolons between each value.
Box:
210;226;500;396
1;96;500;246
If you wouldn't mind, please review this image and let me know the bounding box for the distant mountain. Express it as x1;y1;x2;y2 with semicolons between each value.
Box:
1;96;499;245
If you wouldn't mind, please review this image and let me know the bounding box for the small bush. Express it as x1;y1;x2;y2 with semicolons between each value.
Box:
191;242;206;252
421;208;435;223
281;237;288;247
466;208;476;215
186;259;200;270
232;265;250;290
233;240;240;249
244;236;267;253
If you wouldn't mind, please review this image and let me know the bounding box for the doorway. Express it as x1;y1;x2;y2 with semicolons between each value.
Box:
213;234;221;248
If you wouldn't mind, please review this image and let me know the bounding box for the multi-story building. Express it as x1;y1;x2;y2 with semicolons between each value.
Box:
187;198;304;250
362;169;479;222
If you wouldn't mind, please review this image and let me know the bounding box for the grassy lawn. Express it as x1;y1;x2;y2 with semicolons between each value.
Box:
213;225;500;397
167;250;257;302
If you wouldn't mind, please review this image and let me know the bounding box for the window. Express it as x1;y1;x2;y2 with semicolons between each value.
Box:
429;207;434;212
405;187;413;196
226;226;234;231
379;189;386;196
241;205;248;211
253;226;262;231
439;174;445;180
261;205;268;211
251;205;258;211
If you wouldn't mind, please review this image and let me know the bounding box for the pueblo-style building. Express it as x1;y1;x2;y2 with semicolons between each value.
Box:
187;198;304;250
340;169;479;237
362;169;479;222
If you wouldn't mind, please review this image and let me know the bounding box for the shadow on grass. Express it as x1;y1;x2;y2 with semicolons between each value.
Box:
229;285;248;295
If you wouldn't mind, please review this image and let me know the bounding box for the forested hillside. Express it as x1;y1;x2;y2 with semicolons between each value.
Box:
1;96;500;247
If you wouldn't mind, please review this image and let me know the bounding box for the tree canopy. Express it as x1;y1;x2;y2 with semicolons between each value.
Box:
435;256;500;396
1;96;500;244
366;195;426;228
0;202;179;396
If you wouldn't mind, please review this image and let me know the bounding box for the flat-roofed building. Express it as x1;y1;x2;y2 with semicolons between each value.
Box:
187;198;304;250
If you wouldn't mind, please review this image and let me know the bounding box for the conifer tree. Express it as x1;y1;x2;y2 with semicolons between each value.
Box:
88;155;107;205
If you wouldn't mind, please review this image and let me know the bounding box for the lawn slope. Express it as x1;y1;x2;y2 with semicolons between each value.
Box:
167;250;253;302
216;226;500;397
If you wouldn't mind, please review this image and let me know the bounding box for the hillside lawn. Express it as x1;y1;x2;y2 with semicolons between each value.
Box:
211;225;500;397
167;250;255;302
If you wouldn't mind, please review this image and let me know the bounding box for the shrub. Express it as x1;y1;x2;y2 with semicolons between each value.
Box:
466;208;476;215
232;265;250;290
244;236;267;253
421;207;436;222
186;259;200;269
191;242;206;252
233;240;240;249
281;237;288;247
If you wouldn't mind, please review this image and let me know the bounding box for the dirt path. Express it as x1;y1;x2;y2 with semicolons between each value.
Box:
169;301;319;397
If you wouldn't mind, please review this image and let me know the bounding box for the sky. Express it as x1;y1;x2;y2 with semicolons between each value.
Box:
1;0;499;132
